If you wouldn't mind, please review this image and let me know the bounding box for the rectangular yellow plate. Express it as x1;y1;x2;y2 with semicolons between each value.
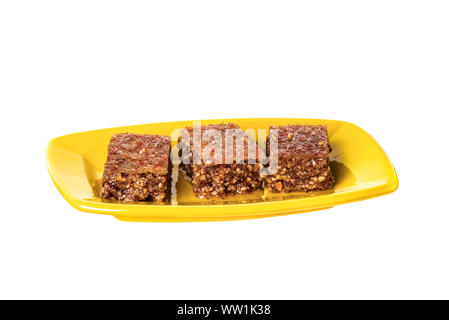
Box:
46;118;398;222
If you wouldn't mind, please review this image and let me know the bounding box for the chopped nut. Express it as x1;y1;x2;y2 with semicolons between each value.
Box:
275;181;283;191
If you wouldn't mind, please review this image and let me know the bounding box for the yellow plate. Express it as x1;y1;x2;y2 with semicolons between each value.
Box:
46;118;398;222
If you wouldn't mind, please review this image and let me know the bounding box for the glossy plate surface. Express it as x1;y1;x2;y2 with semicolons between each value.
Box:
46;118;398;222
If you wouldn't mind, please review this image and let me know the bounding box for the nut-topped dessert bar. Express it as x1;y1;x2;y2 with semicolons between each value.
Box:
265;125;334;193
178;123;263;198
101;133;171;202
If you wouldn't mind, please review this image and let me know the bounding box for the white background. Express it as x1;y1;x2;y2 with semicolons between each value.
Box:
1;1;448;299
